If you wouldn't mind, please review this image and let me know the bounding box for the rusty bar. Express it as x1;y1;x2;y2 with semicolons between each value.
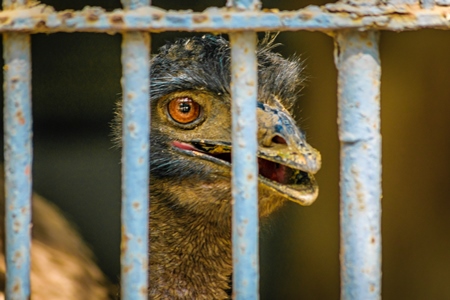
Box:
2;5;450;33
335;30;381;300
3;1;32;300
230;31;259;300
120;1;150;300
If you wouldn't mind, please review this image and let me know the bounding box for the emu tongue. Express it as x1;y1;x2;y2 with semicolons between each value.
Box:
173;141;296;185
258;158;289;184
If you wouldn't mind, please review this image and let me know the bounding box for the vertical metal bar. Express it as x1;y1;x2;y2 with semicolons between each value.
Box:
335;31;381;300
230;31;259;300
3;1;32;299
120;1;150;299
230;0;260;296
230;4;260;300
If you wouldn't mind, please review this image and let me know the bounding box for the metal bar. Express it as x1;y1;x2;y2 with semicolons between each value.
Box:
3;1;32;299
230;2;259;298
335;30;381;300
120;1;150;300
3;5;450;33
230;31;259;300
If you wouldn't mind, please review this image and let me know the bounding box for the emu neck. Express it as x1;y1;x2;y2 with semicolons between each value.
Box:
149;199;232;299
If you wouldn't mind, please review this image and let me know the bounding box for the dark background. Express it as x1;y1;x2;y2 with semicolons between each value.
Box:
4;0;450;299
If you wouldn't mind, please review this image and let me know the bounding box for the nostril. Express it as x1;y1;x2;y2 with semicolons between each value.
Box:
271;135;287;145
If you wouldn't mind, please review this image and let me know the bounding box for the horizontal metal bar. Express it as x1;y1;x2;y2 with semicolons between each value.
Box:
230;32;259;300
2;4;450;33
335;30;381;300
3;32;32;300
120;30;150;300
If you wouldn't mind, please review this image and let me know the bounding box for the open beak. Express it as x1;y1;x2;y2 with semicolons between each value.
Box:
171;101;321;206
255;102;321;206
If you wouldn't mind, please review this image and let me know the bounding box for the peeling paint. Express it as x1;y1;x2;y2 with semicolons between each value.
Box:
335;30;382;300
120;2;150;299
230;31;259;300
0;4;449;33
3;29;32;299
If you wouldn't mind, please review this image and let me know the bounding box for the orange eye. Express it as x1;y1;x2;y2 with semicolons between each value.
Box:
167;97;201;124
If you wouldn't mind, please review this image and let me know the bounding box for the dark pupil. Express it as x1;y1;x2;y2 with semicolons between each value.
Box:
179;102;191;114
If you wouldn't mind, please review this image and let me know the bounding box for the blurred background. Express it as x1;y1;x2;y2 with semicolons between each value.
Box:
2;0;450;299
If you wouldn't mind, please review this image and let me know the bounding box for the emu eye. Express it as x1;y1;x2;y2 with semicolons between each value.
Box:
168;97;201;124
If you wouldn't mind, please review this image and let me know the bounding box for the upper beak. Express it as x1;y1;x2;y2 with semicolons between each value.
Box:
257;102;321;174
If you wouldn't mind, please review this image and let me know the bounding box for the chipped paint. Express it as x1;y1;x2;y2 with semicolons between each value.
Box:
335;30;381;300
230;30;259;300
3;20;32;300
0;4;449;33
120;1;150;299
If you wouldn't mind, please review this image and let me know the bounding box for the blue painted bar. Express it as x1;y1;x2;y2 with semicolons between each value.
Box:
120;1;150;299
335;31;381;300
230;31;259;300
3;27;32;300
0;5;449;33
3;2;32;299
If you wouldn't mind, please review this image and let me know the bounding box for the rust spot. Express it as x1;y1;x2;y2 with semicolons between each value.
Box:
13;282;19;292
14;250;22;261
16;110;25;125
121;231;130;254
140;286;147;295
110;14;124;24
133;201;140;209
87;13;99;22
123;264;132;273
152;13;163;21
298;12;313;21
11;76;19;84
0;17;9;23
224;13;231;20
128;123;135;132
247;174;253;180
360;32;369;39
36;20;46;28
356;181;365;210
13;220;21;233
61;11;74;20
371;237;376;244
193;14;208;23
24;165;30;176
370;284;375;292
